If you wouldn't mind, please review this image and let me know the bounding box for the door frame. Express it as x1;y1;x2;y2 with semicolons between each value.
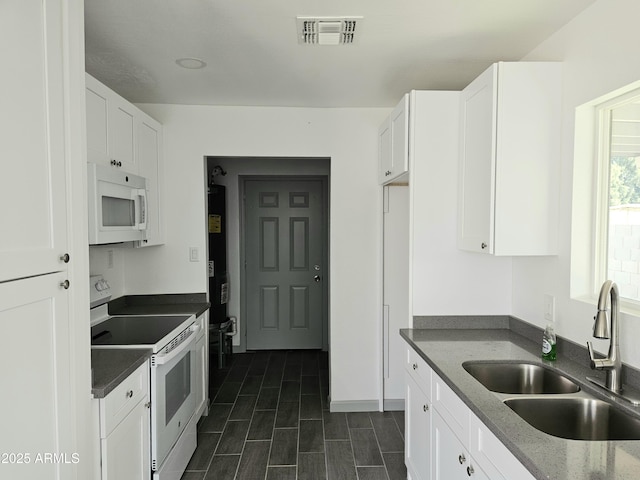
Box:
239;175;330;351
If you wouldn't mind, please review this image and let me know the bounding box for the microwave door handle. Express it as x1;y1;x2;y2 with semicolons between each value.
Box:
153;329;197;366
134;188;147;231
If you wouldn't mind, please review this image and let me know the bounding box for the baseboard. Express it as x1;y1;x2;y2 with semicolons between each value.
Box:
383;399;405;411
329;399;380;412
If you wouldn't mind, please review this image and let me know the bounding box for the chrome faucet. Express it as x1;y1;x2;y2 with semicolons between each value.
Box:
587;280;622;393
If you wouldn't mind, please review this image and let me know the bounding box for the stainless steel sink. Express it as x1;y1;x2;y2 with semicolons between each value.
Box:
463;361;580;394
504;397;640;440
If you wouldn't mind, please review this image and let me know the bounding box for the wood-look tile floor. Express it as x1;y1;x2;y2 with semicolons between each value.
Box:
181;350;406;480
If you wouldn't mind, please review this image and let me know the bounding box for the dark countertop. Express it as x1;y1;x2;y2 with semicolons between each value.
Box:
91;294;208;398
401;327;640;480
91;348;151;398
108;293;210;317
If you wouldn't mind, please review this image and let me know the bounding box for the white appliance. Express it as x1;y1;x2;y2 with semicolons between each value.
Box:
87;163;148;244
90;276;198;480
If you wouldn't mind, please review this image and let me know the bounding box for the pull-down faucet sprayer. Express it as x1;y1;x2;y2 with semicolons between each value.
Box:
587;280;622;393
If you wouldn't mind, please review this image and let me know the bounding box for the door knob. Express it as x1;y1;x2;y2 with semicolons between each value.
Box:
314;275;321;283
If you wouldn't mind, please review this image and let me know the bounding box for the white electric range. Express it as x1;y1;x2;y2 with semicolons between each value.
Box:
90;275;199;480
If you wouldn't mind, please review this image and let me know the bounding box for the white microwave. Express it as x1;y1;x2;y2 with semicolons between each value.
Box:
87;163;148;245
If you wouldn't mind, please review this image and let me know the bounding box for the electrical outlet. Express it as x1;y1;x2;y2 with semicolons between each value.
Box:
189;247;199;262
544;294;555;322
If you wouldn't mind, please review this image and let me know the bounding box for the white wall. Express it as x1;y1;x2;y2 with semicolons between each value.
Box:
515;0;640;367
122;105;388;406
409;91;513;317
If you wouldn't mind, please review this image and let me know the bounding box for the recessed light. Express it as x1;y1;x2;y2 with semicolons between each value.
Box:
175;57;207;69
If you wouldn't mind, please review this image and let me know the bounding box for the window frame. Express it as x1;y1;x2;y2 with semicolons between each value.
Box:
593;87;640;310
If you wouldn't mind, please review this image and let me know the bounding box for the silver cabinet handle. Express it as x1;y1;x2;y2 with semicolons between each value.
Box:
59;280;70;289
412;363;417;370
59;253;70;263
423;404;429;412
458;453;466;464
126;390;134;398
314;275;321;283
467;465;474;476
145;402;151;409
481;242;487;249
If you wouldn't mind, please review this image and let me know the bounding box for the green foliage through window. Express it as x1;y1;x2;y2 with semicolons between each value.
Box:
609;156;640;206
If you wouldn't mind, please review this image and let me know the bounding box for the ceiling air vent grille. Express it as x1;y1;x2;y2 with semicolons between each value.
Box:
297;17;363;45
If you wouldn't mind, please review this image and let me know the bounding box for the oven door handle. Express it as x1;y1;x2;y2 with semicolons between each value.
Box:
153;329;197;366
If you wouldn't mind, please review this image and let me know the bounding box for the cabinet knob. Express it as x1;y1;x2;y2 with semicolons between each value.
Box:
59;253;70;263
117;161;122;167
145;402;151;409
467;465;474;476
59;279;70;290
423;404;429;412
126;390;134;398
481;242;487;249
458;453;466;464
412;363;417;370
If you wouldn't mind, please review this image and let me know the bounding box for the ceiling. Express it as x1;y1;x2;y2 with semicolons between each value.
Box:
84;0;596;108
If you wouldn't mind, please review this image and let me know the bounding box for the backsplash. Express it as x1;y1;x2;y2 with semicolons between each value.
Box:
89;245;125;299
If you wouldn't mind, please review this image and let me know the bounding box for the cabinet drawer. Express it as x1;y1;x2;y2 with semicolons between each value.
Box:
406;347;431;397
432;372;469;444
100;361;149;437
469;412;534;480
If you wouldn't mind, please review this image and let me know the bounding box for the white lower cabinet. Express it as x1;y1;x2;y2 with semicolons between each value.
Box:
404;346;534;480
432;411;488;480
97;362;151;480
405;372;431;480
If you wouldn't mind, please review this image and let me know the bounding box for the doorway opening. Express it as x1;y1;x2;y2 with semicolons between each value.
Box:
204;157;330;357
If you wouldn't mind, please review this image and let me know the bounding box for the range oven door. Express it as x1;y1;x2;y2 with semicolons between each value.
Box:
150;329;197;471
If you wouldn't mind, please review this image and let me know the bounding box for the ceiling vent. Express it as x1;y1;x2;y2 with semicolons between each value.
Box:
297;16;362;45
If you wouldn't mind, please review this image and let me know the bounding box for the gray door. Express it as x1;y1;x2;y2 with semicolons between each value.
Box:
244;178;326;349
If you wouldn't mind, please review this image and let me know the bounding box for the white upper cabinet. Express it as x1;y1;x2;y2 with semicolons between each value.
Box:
86;73;165;247
379;94;410;184
136;116;164;247
0;0;70;282
458;62;562;255
86;73;138;173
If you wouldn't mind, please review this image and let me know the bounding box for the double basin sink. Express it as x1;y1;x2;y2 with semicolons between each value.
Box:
463;361;640;441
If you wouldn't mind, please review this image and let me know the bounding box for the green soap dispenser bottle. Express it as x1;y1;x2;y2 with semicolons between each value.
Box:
542;322;557;361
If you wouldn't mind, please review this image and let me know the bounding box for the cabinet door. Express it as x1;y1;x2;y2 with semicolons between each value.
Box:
406;373;431;480
432;412;467;480
378;117;392;183
379;94;410;184
101;399;151;480
137;116;164;247
458;65;496;254
390;95;409;179
0;1;69;282
109;96;137;173
86;77;110;165
0;273;75;479
85;74;137;173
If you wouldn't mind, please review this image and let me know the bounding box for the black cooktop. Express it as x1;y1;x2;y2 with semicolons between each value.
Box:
91;315;192;346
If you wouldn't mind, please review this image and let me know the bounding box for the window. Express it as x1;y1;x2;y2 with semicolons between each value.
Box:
595;88;640;303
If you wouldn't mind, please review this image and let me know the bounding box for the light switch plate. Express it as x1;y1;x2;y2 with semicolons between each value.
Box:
544;294;555;322
189;247;199;262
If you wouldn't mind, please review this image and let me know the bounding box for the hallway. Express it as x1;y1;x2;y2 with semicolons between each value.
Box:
180;350;406;479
